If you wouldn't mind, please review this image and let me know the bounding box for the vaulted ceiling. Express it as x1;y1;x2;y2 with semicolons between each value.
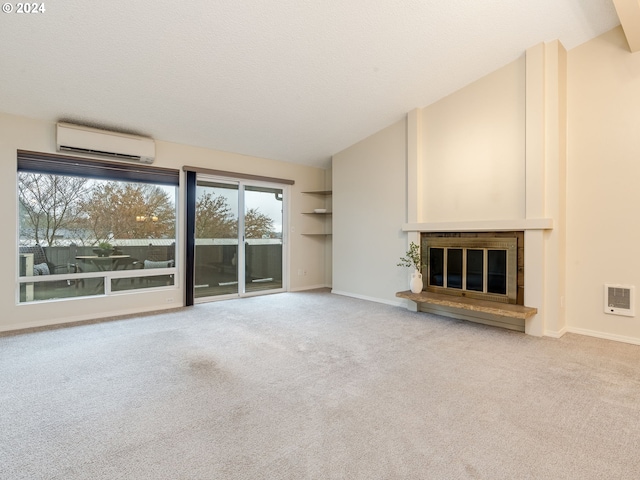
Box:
0;1;622;168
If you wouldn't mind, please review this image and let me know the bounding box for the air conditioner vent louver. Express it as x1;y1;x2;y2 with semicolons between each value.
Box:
56;122;155;164
58;146;143;161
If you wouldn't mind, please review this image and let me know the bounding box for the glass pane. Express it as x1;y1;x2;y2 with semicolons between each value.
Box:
18;171;177;303
429;248;444;287
487;250;507;294
19;278;105;302
466;249;484;292
194;181;239;298
244;186;283;293
447;249;463;289
111;274;175;292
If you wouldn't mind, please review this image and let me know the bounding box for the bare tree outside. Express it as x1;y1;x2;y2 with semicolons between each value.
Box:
19;173;272;246
19;173;176;246
18;173;90;246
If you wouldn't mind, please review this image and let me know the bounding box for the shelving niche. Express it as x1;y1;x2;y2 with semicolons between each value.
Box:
301;190;332;236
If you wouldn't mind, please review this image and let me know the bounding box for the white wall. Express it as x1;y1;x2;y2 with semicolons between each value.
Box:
2;112;327;332
422;57;526;222
332;119;408;304
566;26;640;342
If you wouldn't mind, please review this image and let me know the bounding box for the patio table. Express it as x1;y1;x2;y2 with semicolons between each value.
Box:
76;255;132;271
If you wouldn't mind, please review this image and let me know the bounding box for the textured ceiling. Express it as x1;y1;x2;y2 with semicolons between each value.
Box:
0;1;620;168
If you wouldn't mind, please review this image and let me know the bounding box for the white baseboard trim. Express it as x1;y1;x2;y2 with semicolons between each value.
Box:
1;303;182;334
565;326;640;346
330;289;405;307
544;326;568;338
289;284;330;292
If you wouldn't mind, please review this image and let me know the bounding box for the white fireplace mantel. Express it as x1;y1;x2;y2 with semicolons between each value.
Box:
402;218;553;233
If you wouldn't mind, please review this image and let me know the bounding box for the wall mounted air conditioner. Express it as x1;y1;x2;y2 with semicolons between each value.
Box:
56;122;155;164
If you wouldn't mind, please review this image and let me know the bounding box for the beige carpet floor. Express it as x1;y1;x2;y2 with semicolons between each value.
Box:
2;289;640;479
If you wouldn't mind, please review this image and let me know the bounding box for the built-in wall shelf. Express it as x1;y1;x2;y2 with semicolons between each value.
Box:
301;190;332;195
301;190;332;236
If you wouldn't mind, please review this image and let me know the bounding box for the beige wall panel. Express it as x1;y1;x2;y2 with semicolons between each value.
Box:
567;26;640;341
332;119;408;304
422;57;526;223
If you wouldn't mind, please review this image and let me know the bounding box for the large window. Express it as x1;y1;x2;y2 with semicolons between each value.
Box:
17;151;179;303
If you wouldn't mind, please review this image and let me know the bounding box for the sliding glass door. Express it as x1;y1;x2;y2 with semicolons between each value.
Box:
244;185;284;293
194;180;239;297
192;176;285;301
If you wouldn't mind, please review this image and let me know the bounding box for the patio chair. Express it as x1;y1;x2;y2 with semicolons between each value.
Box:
19;243;77;290
141;243;175;286
19;244;75;276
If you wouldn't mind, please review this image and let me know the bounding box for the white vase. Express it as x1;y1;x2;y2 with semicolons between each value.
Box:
410;270;423;293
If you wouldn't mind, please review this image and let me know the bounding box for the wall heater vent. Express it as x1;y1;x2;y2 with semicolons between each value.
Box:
604;284;635;317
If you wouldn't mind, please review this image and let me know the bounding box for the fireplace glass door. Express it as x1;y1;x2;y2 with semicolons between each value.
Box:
487;250;507;295
466;249;484;292
423;237;517;304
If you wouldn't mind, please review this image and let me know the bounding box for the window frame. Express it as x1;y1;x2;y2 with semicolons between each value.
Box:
17;150;180;304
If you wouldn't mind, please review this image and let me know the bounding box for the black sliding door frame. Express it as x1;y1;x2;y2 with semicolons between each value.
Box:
184;169;290;305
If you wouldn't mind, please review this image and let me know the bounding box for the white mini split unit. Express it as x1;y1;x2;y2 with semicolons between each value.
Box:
56;122;156;164
604;284;635;317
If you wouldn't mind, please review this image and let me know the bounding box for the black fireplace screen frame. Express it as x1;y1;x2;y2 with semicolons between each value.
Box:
421;236;518;304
